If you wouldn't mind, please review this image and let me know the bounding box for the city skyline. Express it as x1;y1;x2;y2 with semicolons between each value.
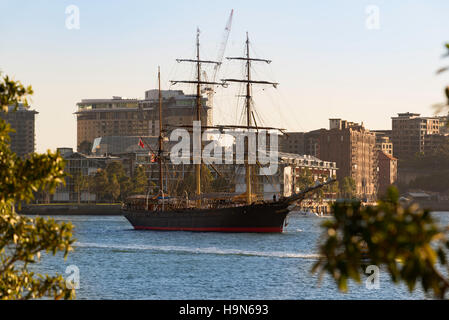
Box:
1;0;449;153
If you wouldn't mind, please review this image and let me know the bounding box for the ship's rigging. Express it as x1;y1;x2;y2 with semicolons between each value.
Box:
170;28;225;205
222;32;279;204
122;25;336;233
168;28;285;205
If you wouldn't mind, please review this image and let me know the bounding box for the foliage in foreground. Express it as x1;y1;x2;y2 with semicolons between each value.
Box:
0;212;74;299
0;72;75;299
312;186;449;299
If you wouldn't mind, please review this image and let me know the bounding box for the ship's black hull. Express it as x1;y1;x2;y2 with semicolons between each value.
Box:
123;202;291;233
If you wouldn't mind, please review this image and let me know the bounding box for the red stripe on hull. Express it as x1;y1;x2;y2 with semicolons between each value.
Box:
133;226;283;233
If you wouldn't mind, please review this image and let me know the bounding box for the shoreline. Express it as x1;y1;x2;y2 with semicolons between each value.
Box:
17;203;449;216
18;203;122;216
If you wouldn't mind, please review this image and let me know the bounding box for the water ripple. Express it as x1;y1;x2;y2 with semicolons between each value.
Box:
74;242;322;259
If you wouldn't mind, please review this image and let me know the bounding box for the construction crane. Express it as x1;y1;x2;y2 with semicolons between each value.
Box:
203;9;234;107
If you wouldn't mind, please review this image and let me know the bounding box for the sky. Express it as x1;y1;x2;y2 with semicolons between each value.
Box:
1;0;449;153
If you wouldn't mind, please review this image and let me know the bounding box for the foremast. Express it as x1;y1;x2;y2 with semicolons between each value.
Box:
171;29;224;206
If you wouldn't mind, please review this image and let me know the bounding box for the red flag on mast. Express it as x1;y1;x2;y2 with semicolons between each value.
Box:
138;137;145;149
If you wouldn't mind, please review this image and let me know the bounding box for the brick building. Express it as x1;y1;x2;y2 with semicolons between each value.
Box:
318;119;378;200
279;130;322;158
279;132;304;154
376;135;393;156
377;150;398;195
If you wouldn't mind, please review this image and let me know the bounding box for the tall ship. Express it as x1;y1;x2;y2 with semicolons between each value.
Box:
122;28;334;233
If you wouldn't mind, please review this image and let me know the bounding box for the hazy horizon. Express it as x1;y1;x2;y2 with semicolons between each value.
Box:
1;0;449;153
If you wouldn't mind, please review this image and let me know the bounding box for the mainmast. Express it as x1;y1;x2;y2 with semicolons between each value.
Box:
222;32;278;204
245;34;252;204
171;28;224;205
158;66;164;195
195;30;202;204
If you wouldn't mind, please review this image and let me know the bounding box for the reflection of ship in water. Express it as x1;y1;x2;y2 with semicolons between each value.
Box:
123;29;334;233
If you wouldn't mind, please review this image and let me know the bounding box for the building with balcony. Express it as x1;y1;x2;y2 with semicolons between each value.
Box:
75;90;211;152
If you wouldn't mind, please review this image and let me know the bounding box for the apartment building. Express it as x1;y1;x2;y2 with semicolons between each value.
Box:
0;104;38;158
319;119;378;200
391;112;439;159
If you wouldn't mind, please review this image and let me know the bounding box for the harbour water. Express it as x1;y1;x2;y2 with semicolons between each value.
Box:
32;212;449;300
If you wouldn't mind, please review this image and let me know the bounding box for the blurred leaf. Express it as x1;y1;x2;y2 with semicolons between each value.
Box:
0;74;75;300
436;67;449;74
312;186;449;299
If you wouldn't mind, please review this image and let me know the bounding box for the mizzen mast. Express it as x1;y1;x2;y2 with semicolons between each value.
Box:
222;32;278;204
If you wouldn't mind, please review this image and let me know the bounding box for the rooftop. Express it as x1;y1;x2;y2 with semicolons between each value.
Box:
77;97;139;105
4;104;38;113
76;89;208;112
392;112;438;120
